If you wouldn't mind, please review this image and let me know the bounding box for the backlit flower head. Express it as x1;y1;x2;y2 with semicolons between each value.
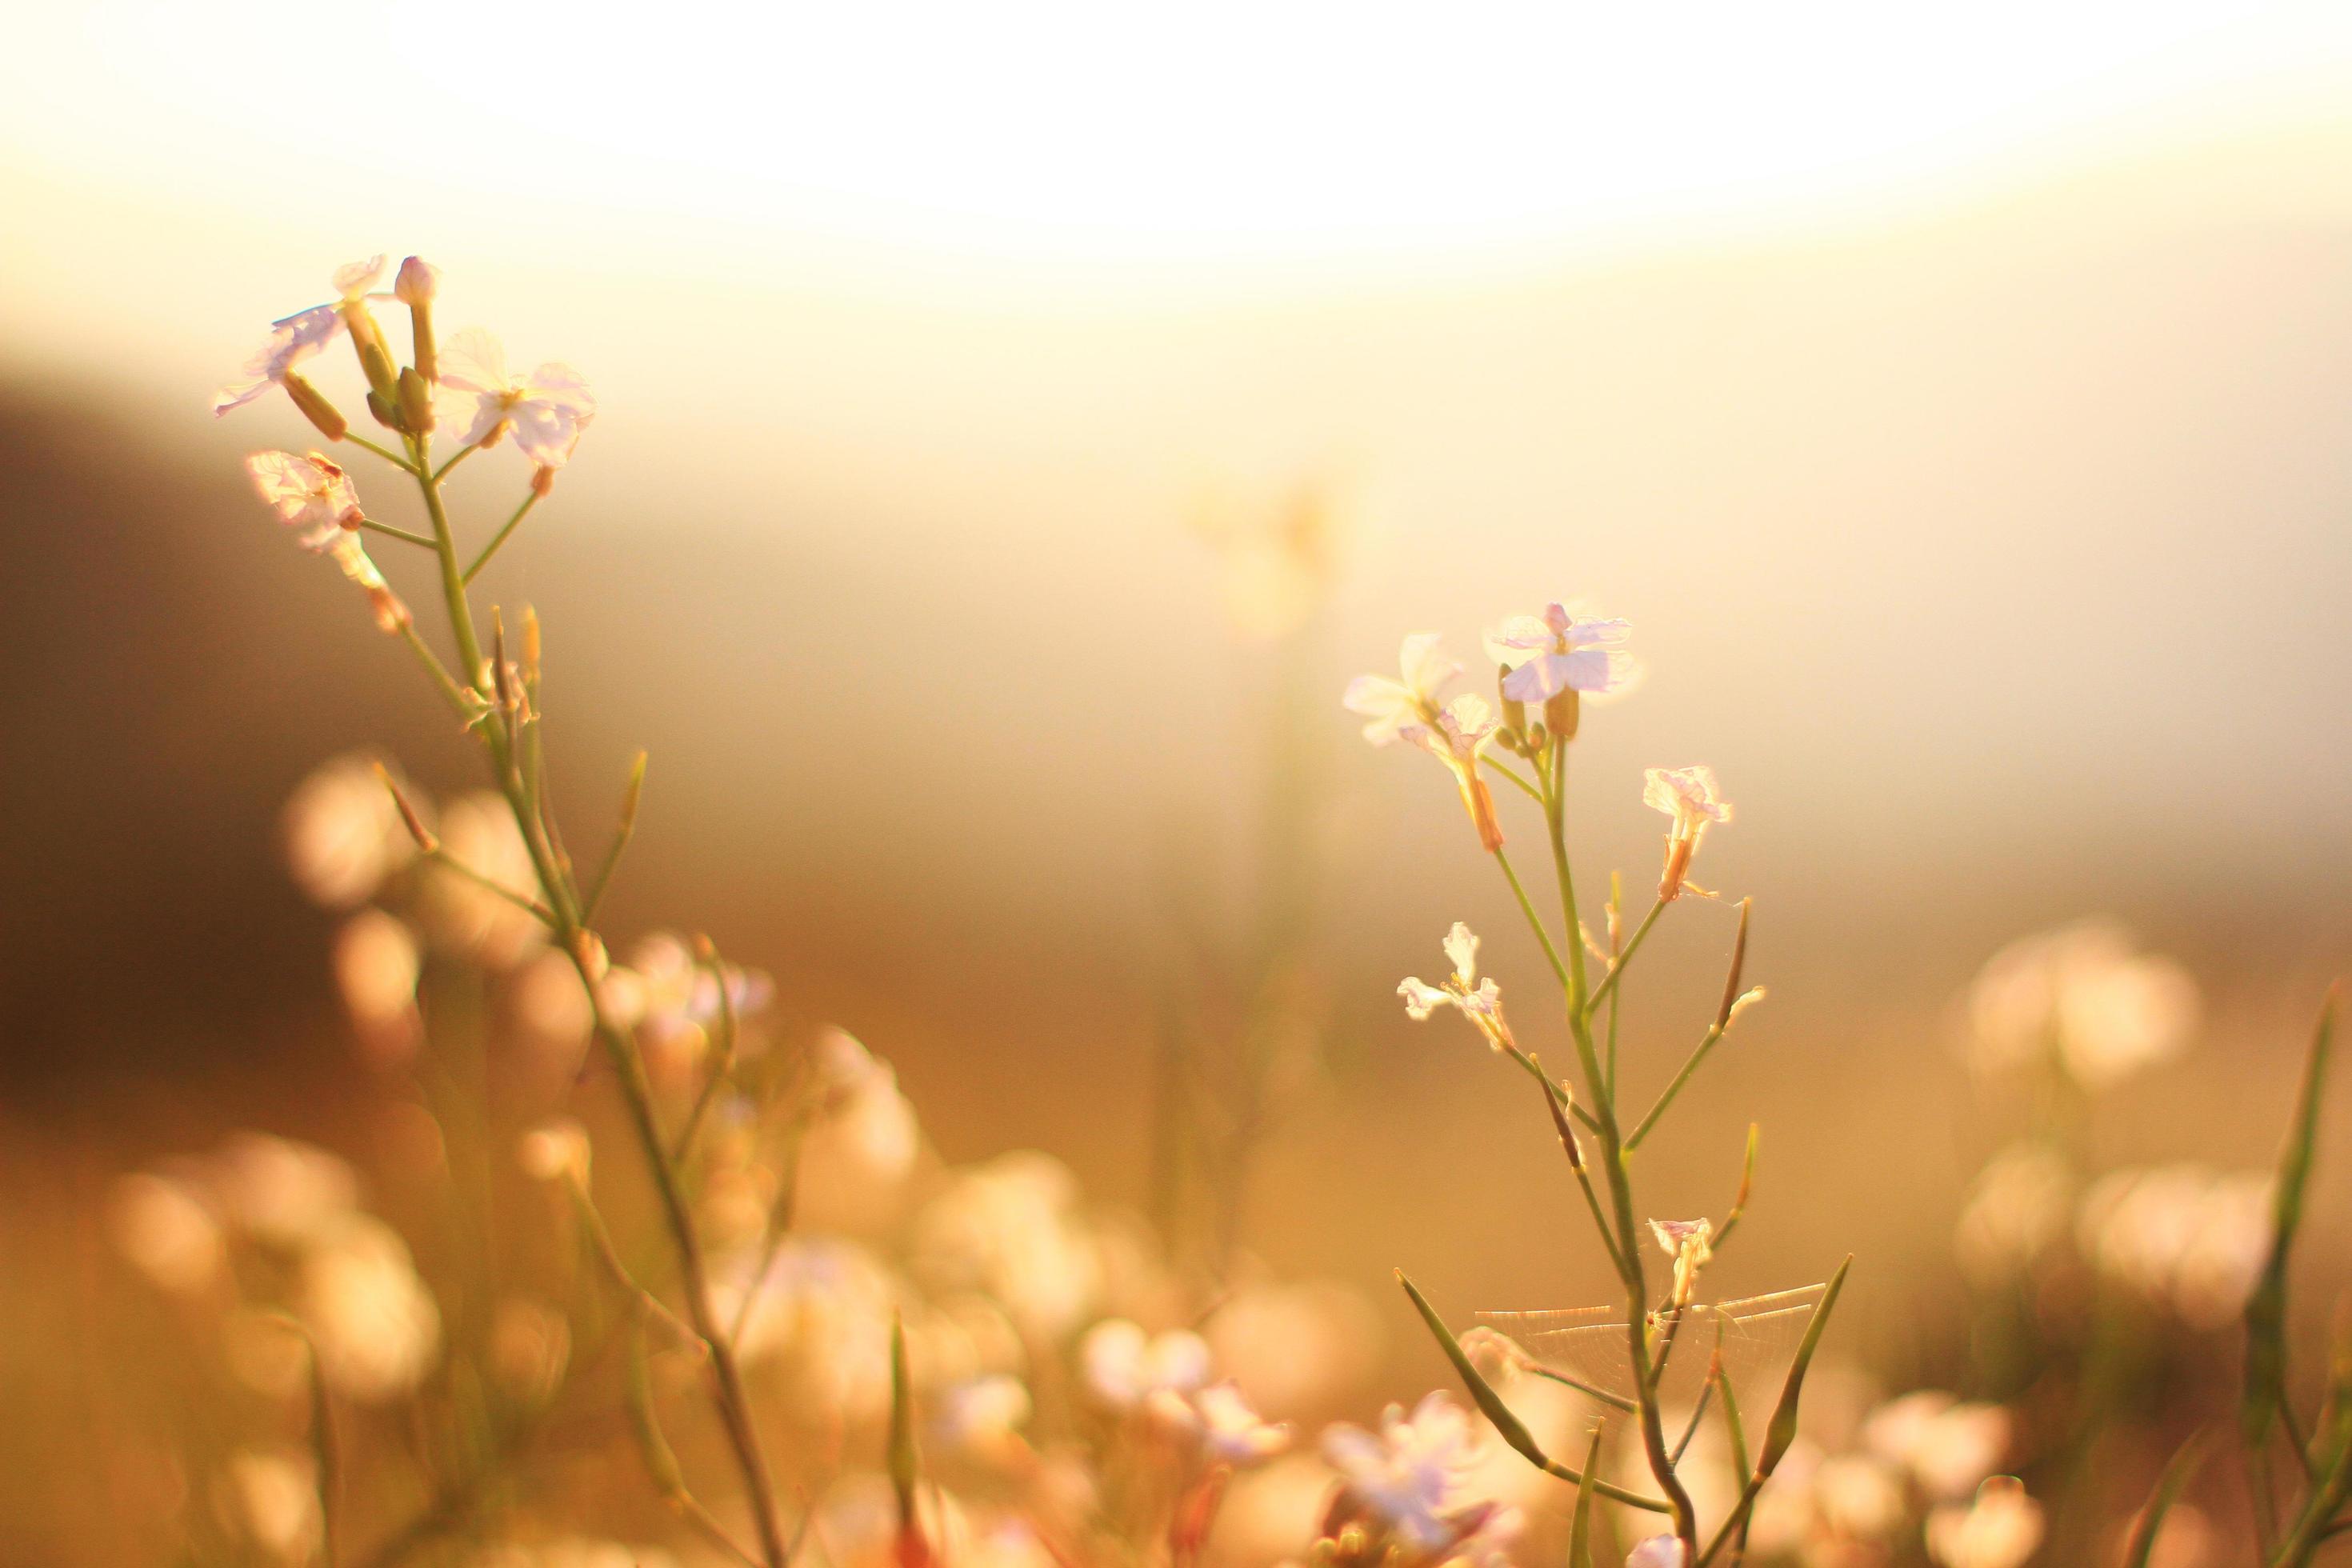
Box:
327;534;409;634
1149;1380;1292;1465
1486;602;1636;736
245;450;362;550
1081;1318;1211;1409
1398;922;1511;1051
213;306;346;417
1343;632;1460;746
1643;765;1730;901
1399;694;1506;852
1962;921;2198;1091
1925;1476;2044;1568
1649;1217;1715;1307
1320;1392;1487;1554
434;328;597;469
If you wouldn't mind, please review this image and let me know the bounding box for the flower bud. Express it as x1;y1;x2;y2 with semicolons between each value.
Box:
281;374;347;442
395;258;441;382
1545;687;1580;741
365;389;402;433
397;367;434;433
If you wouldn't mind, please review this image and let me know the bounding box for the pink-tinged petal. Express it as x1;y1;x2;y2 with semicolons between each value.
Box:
1397;978;1450;1021
212;378;274;414
268;305;346;356
436;327;510;394
393;257;440;306
435;389;506;450
1396;631;1459;698
1482;614;1554;662
524;362;596;418
333;256;387;298
508;400;585;468
1566;615;1632;646
1541;602;1572;634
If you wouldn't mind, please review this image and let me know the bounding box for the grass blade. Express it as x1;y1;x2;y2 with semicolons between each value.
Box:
2243;988;2337;1452
1395;1271;1670;1513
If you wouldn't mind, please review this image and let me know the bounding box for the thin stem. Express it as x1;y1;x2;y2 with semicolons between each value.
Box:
1518;1048;1630;1285
1481;754;1543;803
673;941;742;1163
1625;1023;1730;1153
570;1178;707;1354
1584;897;1667;1020
359;518;440;550
395;622;475;720
431;444;476;485
424;846;557;926
400;436;790;1568
1543;737;1591;1014
341;432;418;472
463;491;542;585
1491;848;1569;990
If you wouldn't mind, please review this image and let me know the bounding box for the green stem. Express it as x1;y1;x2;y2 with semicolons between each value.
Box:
1482;754;1543;803
463;491;542;585
1626;1024;1730;1153
431;444;476;485
340;432;417;472
360;518;439;550
1492;848;1569;990
400;437;790;1568
1584;898;1667;1020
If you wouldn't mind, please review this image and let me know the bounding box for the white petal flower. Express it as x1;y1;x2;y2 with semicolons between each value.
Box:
1399;694;1499;764
1397;926;1511;1048
212;306;347;414
332;255;387;300
434;327;598;467
1081;1318;1211;1407
1321;1392;1484;1553
1487;602;1638;702
1644;765;1731;899
1441;922;1479;983
245;450;363;550
1649;1217;1716;1306
1397;978;1452;1021
1643;766;1732;835
1342;632;1460;746
1152;1380;1291;1464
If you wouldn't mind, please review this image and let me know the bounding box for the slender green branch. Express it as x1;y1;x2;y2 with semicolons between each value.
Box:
423;846;558;926
673;938;742;1164
463;491;542;585
1398;1274;1671;1513
1481;754;1543;803
340;431;418;472
431;443;476;485
359;518;439;550
1492;848;1569;990
1584;896;1667;1020
582;750;649;926
1624;1023;1730;1153
395;622;475;720
1520;1049;1630;1286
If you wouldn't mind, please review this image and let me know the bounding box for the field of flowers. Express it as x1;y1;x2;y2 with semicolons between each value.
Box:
52;254;2351;1568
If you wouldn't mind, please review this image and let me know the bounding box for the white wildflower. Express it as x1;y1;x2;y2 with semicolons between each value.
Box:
1342;633;1459;746
434;328;596;468
1643;765;1731;901
1398;922;1511;1050
1082;1318;1211;1407
1485;602;1636;703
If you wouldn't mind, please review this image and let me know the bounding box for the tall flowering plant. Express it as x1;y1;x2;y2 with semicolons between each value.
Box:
1344;606;1842;1568
216;254;794;1567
